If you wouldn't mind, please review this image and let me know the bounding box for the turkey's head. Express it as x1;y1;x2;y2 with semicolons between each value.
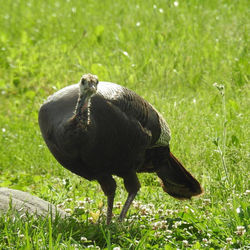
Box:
79;73;98;97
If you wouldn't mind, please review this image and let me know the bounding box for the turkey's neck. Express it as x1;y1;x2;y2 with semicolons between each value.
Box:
74;93;91;122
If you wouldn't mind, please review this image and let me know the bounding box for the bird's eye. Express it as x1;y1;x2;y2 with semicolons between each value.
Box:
81;79;86;85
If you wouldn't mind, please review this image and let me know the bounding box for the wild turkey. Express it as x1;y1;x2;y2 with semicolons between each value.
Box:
39;73;203;224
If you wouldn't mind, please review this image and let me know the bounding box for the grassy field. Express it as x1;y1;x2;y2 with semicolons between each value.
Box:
0;0;249;248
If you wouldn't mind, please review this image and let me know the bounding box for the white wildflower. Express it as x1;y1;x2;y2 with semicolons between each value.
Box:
183;240;188;246
236;207;241;213
133;201;142;209
80;236;88;242
152;221;162;230
235;226;246;236
165;209;174;215
140;205;151;215
158;208;164;214
77;200;86;206
122;51;129;57
174;1;179;7
173;221;182;228
202;198;211;205
154;231;161;237
84;197;93;203
65;208;72;214
244;190;250;195
77;206;85;210
226;237;233;244
114;201;122;209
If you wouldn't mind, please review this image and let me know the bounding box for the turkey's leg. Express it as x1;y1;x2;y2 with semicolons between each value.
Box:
98;176;117;224
119;171;141;221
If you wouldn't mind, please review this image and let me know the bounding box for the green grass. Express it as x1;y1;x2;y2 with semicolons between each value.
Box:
0;0;249;248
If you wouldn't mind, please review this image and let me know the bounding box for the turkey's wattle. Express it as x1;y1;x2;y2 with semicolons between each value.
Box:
39;73;203;224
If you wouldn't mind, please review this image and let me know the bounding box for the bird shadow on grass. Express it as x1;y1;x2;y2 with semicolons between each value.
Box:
0;207;221;248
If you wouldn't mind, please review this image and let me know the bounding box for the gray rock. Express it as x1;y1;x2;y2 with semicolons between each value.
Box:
0;187;68;218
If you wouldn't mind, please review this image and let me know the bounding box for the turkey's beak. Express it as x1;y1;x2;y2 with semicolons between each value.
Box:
89;82;97;92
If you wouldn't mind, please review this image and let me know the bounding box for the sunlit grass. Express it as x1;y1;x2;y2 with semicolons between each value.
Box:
0;0;249;248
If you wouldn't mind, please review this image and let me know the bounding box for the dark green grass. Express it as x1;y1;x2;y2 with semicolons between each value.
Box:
0;0;249;248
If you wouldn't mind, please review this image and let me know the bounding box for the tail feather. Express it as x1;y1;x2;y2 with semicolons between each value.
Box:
155;149;203;200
